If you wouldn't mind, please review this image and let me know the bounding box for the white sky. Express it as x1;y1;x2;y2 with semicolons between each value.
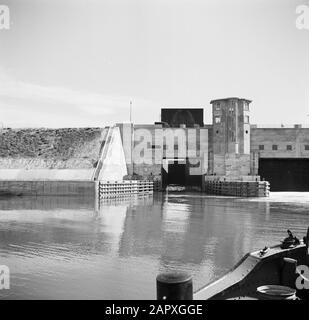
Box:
0;0;308;127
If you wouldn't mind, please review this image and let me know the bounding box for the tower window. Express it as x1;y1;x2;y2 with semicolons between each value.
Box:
259;145;264;150
286;145;292;151
230;131;235;142
215;104;220;111
215;116;221;124
244;116;249;124
245;130;248;134
305;145;309;150
272;145;278;151
244;103;249;111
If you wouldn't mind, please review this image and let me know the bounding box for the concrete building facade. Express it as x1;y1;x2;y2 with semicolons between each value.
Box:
117;97;309;191
251;126;309;190
1;97;309;192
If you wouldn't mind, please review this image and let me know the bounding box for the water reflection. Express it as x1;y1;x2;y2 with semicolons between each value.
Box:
0;192;309;299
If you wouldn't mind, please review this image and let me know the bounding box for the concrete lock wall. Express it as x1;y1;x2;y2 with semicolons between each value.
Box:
0;169;94;181
0;180;95;197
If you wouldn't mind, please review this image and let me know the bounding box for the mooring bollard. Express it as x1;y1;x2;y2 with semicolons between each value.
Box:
281;257;297;288
156;271;193;300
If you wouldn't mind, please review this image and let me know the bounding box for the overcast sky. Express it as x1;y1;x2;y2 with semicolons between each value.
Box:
0;0;308;127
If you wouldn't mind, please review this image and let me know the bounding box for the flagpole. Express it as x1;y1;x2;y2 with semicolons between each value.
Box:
130;101;132;123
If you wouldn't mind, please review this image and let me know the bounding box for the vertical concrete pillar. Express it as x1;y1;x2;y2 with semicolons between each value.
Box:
200;128;208;175
117;123;134;175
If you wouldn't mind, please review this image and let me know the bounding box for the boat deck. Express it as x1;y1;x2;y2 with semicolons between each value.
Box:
194;243;308;300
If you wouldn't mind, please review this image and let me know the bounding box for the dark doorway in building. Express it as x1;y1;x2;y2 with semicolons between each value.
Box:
162;159;203;190
259;158;309;191
167;161;186;185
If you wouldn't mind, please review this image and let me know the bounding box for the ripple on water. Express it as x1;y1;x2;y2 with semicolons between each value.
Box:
0;192;309;299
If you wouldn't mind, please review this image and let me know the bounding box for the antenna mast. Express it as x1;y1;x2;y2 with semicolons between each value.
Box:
130;100;132;123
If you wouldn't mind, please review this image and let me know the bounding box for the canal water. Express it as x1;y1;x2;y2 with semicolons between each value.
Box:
0;192;309;300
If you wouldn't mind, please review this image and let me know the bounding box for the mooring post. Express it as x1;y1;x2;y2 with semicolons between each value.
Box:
156;271;193;300
281;257;297;288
